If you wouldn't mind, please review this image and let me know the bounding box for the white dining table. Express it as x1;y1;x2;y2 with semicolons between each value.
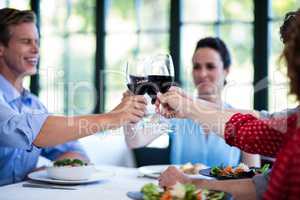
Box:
0;165;157;200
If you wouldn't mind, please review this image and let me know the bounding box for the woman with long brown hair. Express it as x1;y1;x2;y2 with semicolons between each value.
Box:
157;9;300;200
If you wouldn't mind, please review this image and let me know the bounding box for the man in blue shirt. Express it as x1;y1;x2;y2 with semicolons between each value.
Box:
0;8;147;185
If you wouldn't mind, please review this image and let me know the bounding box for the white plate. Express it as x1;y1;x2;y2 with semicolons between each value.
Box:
138;165;173;178
138;164;213;179
28;169;114;185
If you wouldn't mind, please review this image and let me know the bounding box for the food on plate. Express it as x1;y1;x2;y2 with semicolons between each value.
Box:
210;163;270;178
141;183;225;200
53;158;88;167
180;163;207;175
46;159;94;181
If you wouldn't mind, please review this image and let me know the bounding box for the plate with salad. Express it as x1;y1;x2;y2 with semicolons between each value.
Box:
127;182;231;200
199;163;270;180
28;159;114;184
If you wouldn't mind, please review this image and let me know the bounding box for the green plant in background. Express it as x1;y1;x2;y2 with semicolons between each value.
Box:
109;0;135;19
272;0;299;18
222;0;253;21
73;0;95;33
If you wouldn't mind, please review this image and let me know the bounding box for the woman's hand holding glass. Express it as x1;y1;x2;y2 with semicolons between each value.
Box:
156;86;194;119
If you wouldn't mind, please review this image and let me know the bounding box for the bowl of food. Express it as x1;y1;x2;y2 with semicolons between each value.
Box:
46;158;95;181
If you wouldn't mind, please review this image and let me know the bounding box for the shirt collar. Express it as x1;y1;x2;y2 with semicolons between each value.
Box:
0;74;31;103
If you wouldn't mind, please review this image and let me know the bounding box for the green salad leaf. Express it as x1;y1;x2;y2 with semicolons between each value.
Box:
140;183;225;200
141;183;161;200
204;189;225;200
210;166;221;176
184;184;198;200
257;164;270;175
53;158;87;167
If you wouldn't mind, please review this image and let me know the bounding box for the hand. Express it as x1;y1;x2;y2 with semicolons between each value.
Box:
111;95;147;125
122;90;133;99
158;166;191;188
156;87;193;118
168;86;192;99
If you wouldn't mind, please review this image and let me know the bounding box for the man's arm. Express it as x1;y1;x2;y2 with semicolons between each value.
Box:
34;95;147;147
0;95;147;149
34;113;121;147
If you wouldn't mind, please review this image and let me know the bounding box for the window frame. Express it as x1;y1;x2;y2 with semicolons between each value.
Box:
27;0;277;112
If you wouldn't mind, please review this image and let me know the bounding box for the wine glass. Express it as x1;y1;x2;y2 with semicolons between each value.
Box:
125;57;151;130
125;58;148;96
145;53;175;132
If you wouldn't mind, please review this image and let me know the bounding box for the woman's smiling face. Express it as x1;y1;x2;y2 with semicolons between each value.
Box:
192;47;229;97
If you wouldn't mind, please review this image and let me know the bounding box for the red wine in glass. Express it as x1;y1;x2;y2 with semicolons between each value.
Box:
147;75;174;103
127;75;148;95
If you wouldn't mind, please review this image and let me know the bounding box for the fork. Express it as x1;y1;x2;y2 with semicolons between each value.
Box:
22;183;78;190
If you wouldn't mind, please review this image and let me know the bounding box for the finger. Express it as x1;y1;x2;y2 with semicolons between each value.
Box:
159;91;177;99
154;98;160;107
158;179;164;188
169;86;187;97
169;112;178;118
124;90;133;97
163;113;173;118
166;166;177;171
134;102;147;110
132;109;145;118
133;96;147;104
158;176;167;187
155;106;161;114
157;93;168;104
159;113;170;119
163;103;176;113
168;86;181;92
128;115;141;124
159;106;170;115
158;94;175;105
165;90;180;97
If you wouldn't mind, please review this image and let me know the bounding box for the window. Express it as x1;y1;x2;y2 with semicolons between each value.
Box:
104;0;170;111
1;0;30;9
2;0;298;116
268;0;300;112
39;0;96;115
181;0;254;109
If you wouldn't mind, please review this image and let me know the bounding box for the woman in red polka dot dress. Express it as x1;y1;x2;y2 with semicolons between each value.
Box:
157;9;300;200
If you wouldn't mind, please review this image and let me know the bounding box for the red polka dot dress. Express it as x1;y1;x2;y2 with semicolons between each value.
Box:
224;113;300;200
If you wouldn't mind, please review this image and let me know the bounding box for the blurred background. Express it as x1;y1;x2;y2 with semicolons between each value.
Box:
2;0;300;167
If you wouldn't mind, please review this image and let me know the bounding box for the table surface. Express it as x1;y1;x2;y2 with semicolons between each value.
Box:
0;165;157;200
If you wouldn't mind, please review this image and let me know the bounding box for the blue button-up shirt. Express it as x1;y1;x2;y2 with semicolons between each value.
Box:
0;75;86;186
